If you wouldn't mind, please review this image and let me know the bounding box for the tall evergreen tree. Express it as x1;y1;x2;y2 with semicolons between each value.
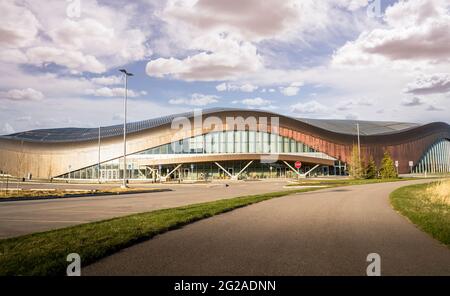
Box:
379;151;398;179
349;144;364;179
365;156;377;179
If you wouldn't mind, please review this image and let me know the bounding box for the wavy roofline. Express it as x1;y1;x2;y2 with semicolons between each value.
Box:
1;107;447;143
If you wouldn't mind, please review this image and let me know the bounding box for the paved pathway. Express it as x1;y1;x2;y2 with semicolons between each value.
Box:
0;180;288;238
84;180;450;276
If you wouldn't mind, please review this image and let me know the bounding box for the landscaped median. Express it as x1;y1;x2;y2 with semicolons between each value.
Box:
0;187;171;202
0;186;331;276
390;179;450;247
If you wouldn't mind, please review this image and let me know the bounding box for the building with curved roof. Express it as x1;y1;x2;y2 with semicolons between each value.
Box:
0;108;449;181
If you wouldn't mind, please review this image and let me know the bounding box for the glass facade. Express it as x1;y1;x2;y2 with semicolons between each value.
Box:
136;130;316;155
413;139;450;174
56;130;323;180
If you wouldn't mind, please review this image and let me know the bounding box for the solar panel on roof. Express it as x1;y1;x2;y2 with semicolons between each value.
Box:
0;108;421;142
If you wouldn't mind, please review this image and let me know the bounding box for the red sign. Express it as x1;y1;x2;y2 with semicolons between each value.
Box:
295;161;302;169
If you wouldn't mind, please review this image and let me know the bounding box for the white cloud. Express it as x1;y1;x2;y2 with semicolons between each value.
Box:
0;123;15;135
336;98;373;111
146;36;263;81
240;83;259;92
332;0;450;67
404;73;450;95
0;96;186;133
0;63;95;99
85;87;141;98
345;113;358;120
0;49;28;64
0;88;44;101
401;96;424;107
216;82;258;92
280;82;303;96
0;1;41;48
162;0;370;44
426;104;445;111
162;0;299;42
216;83;228;92
291;100;328;115
169;93;219;106
1;0;152;74
335;0;370;11
91;75;123;86
112;113;124;121
148;0;374;82
233;97;273;107
26;46;106;73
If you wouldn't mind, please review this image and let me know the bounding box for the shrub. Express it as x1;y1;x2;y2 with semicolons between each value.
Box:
379;151;397;179
365;156;378;179
348;145;364;179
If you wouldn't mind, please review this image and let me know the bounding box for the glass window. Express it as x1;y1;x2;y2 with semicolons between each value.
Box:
192;134;203;153
249;131;256;153
277;135;282;153
283;137;290;153
219;131;226;153
291;139;297;153
234;131;241;153
256;132;262;153
212;132;220;153
189;137;196;153
226;131;234;153
160;144;168;154
205;133;213;153
262;132;270;153
242;131;249;153
270;133;277;153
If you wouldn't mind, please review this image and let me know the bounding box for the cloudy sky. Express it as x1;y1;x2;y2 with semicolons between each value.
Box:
0;0;449;134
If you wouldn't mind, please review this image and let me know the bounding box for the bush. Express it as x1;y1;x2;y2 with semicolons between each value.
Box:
379;151;397;179
365;156;377;179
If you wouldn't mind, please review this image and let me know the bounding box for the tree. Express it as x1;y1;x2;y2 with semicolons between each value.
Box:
365;156;377;179
348;145;364;179
379;151;397;179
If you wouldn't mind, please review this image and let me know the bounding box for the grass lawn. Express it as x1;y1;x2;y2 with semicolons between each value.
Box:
0;186;329;276
286;177;417;187
390;180;450;247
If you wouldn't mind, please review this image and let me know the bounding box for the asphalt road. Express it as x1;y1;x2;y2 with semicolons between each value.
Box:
84;179;450;276
0;180;289;238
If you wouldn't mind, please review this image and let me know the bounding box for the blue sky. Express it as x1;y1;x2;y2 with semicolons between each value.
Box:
0;0;449;134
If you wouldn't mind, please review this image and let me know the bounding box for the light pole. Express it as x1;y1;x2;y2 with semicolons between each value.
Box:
119;69;133;188
356;123;361;165
98;126;101;184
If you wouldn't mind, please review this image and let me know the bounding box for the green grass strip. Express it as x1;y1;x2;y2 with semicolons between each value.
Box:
0;187;326;276
286;177;417;187
390;182;450;248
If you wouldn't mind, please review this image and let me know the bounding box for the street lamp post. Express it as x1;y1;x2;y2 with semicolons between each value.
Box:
119;69;133;189
356;123;361;165
98;126;101;184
